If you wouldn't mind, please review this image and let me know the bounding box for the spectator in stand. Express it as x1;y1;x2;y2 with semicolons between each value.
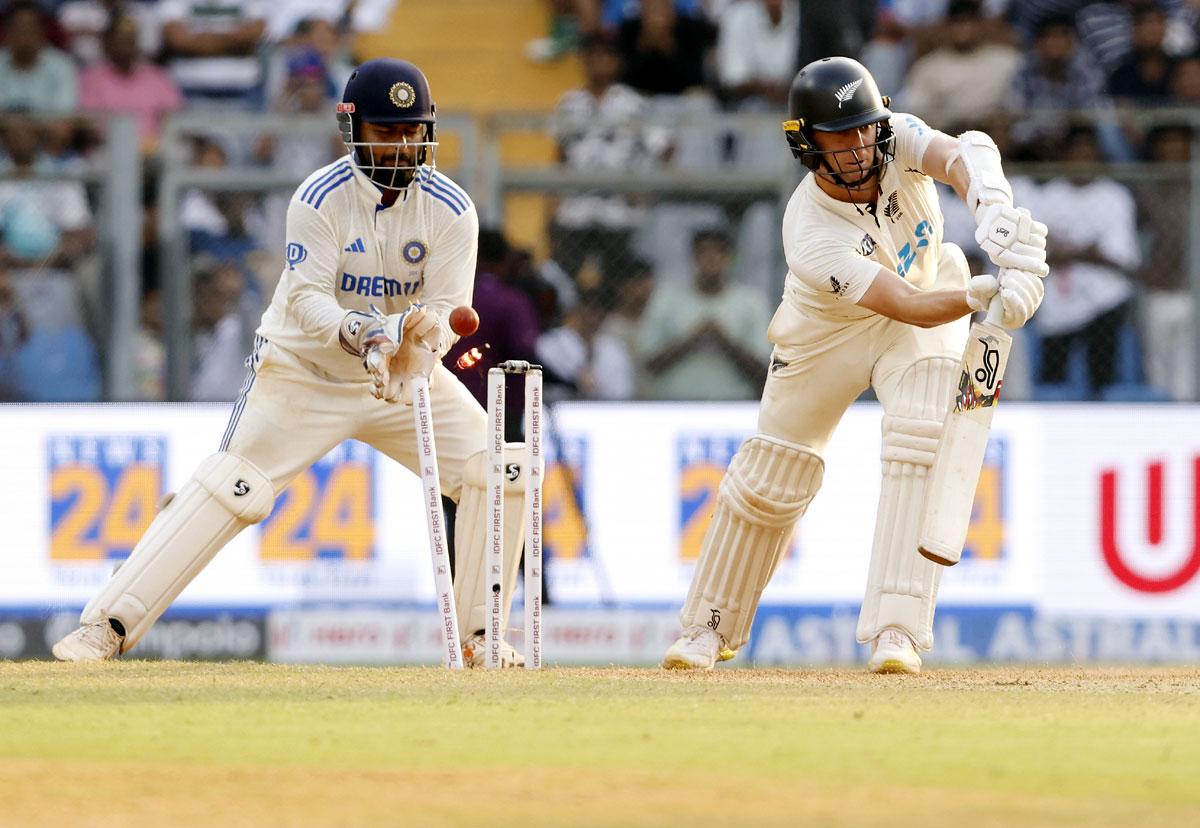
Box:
1075;0;1194;74
179;136;231;237
79;15;184;153
550;34;671;284
59;0;162;65
715;0;798;109
899;1;1022;134
617;0;716;96
158;0;268;107
1107;4;1176;103
253;48;344;260
0;115;101;401
190;260;253;401
0;115;95;274
1168;50;1200;104
0;2;78;113
638;229;770;401
1029;125;1139;397
797;0;875;74
527;0;582;61
598;253;655;396
134;283;165;401
0;266;29;400
1009;14;1129;160
256;47;343;175
537;288;635;402
1133;125;1193;399
176;135;265;297
443;229;540;439
264;16;355;107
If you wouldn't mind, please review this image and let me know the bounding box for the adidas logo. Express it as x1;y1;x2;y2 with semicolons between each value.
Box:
344;237;366;253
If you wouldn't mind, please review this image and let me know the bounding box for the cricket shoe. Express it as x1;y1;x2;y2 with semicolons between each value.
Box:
461;632;525;668
52;618;124;662
662;626;728;670
868;627;922;674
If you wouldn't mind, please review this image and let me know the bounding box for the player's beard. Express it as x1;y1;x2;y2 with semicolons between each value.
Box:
361;145;419;190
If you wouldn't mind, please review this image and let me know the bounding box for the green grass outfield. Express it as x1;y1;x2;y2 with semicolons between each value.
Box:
2;663;1198;827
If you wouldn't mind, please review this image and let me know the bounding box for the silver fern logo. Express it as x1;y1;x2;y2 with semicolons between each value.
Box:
883;191;902;222
835;79;864;108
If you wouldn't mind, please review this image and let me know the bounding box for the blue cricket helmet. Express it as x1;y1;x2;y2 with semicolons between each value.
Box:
337;58;438;189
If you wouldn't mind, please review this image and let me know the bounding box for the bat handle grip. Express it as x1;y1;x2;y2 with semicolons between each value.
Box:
985;293;1005;327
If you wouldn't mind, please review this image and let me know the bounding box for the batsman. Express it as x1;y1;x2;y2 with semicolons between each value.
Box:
664;57;1047;673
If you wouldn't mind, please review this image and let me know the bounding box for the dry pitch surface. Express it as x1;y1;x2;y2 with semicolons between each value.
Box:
1;664;1198;828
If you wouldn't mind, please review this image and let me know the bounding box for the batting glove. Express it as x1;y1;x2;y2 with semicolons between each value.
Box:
996;267;1046;329
976;204;1049;276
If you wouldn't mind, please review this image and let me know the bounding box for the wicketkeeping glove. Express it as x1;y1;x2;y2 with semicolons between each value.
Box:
362;304;443;403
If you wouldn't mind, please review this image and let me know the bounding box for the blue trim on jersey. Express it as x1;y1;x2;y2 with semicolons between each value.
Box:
431;170;470;206
301;162;350;205
311;170;355;209
423;172;468;211
419;185;464;215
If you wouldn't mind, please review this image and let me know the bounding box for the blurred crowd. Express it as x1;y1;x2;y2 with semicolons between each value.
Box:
521;0;1200;403
0;0;383;403
0;0;1196;405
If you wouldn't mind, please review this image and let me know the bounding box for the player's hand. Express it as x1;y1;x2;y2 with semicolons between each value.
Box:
965;273;998;313
996;267;1045;329
365;346;404;402
975;205;1048;276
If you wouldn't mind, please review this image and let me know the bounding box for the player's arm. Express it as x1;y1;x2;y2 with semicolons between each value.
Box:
919;127;1049;276
858;265;995;328
417;204;480;357
283;200;352;349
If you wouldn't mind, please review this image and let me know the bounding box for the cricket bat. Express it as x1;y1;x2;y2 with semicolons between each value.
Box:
918;297;1012;566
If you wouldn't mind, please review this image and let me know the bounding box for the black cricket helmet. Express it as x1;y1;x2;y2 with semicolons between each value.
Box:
337;58;438;189
782;56;894;186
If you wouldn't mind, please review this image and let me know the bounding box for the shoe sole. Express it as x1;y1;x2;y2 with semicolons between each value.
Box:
869;658;921;675
661;654;714;670
51;644;114;663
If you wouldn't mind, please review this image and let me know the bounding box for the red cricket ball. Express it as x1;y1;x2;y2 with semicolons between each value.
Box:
449;305;480;337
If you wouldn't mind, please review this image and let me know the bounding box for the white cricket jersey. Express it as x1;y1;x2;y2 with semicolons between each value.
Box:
769;112;943;342
257;156;479;383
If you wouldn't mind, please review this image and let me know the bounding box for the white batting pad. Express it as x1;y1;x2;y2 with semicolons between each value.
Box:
857;357;957;650
82;452;274;652
679;436;824;650
454;445;528;636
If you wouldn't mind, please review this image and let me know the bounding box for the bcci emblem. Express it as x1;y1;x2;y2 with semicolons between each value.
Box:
389;81;416;109
402;240;427;264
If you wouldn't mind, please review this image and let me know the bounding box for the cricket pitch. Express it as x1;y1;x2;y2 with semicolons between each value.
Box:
2;663;1198;827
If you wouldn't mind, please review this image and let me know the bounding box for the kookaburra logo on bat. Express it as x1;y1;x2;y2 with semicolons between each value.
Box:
974;335;1002;390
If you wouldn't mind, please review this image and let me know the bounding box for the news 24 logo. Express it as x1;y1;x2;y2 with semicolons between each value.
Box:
962;437;1008;561
48;436;166;561
543;433;589;561
259;441;376;561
